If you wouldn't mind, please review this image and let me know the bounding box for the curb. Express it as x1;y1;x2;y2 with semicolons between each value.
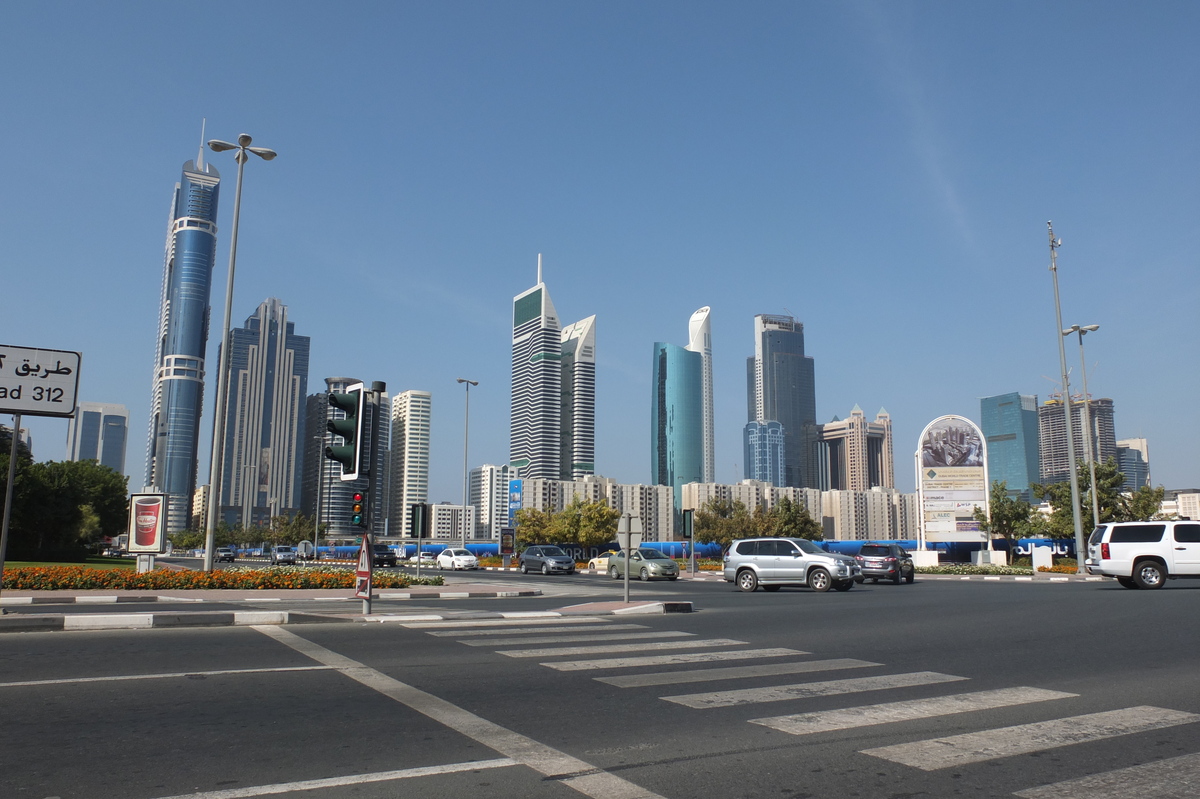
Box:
363;601;694;623
0;588;543;607
0;610;345;633
917;574;1112;582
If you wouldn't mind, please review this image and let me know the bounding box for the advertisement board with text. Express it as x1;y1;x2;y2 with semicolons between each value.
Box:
916;416;988;543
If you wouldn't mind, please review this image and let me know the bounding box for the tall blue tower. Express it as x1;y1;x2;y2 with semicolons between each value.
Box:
145;146;221;533
980;392;1040;502
652;341;703;511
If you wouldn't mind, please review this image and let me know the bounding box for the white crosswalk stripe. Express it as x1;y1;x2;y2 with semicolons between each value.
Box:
1013;751;1200;798
663;671;968;709
401;617;615;629
460;631;694;647
499;639;747;659
750;687;1076;735
428;623;648;637
543;647;808;672
597;658;880;688
862;706;1200;771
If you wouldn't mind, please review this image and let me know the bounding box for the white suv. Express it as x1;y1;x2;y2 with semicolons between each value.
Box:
1085;521;1200;589
723;537;859;592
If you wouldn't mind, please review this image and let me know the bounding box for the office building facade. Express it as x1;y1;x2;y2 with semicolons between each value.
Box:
817;406;894;491
745;314;818;488
1116;438;1150;492
686;306;715;482
651;341;704;509
67;402;129;474
560;315;596;479
216;298;310;527
144;147;221;533
1038;396;1117;485
470;463;515;540
980;392;1040;501
387;390;432;537
743;421;786;487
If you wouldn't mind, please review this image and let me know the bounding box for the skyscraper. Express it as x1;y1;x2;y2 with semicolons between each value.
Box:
686;306;715;482
387;390;432;536
511;256;596;481
743;421;786;486
817;406;894;491
560;315;596;479
1116;438;1150;492
470;463;515;539
67;402;129;474
144;146;221;533
1038;396;1117;485
745;314;817;488
980;392;1040;501
215;298;310;526
651;341;703;509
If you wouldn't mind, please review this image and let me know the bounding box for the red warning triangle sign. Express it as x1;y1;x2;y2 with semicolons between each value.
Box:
356;537;371;577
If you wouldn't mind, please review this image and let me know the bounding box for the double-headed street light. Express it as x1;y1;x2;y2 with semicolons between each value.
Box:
456;378;478;548
202;134;276;572
1065;324;1101;532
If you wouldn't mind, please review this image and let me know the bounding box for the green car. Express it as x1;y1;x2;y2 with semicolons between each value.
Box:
607;549;680;581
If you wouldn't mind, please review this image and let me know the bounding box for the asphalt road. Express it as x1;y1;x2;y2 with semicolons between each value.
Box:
2;578;1198;798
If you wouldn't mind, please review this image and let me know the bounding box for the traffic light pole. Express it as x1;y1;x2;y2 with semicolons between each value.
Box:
0;412;22;612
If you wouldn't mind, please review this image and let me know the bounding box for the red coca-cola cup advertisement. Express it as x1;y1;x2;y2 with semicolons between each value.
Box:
127;493;167;552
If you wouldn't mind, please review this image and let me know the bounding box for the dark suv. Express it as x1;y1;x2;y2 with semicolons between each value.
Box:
372;544;398;567
519;545;576;575
855;543;914;584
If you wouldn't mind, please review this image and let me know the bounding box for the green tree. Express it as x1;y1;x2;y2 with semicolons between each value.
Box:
693;498;753;549
8;459;129;558
1119;485;1168;522
973;480;1037;563
574;499;621;549
514;507;555;545
1033;458;1168;536
771;495;824;540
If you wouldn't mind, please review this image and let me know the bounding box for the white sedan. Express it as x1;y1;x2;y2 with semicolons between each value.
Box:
436;548;479;570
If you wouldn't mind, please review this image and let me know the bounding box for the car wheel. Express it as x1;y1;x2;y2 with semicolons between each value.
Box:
905;570;915;584
639;568;651;582
736;569;759;592
853;575;864;584
520;563;528;574
833;580;854;591
1133;561;1166;590
609;566;619;579
762;584;781;592
870;577;878;584
1116;576;1138;589
542;563;551;575
667;574;678;581
892;570;902;585
808;568;832;592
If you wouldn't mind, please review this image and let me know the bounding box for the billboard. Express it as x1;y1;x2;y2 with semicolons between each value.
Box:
916;416;988;544
126;493;168;554
507;479;523;528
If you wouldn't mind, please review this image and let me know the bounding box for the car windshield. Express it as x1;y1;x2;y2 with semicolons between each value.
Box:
640;549;666;559
452;549;469;556
860;545;889;556
276;547;293;553
794;539;824;554
540;546;565;556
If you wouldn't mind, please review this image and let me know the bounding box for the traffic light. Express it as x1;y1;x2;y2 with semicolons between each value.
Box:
350;491;367;528
410;502;429;539
325;382;365;481
681;509;694;539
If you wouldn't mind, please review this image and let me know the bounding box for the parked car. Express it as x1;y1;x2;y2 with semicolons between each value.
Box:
437;548;479;570
608;549;680;581
372;544;398;568
519;545;576;575
723;537;859;592
1086;520;1200;589
588;550;618;570
854;543;914;584
413;551;436;566
215;547;237;563
269;545;298;566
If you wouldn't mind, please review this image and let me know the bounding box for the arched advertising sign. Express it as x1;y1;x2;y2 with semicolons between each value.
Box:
916;415;989;546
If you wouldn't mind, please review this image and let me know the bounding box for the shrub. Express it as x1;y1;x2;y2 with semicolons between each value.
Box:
2;566;444;591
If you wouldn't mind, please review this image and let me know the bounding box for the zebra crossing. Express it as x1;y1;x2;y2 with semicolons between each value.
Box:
401;616;1200;797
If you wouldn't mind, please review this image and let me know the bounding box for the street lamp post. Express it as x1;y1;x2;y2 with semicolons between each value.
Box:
1047;222;1086;573
456;378;478;548
312;433;325;557
202;134;276;572
1065;324;1101;532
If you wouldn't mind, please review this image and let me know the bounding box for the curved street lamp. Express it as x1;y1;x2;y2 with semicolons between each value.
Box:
202;134;276;572
457;378;478;547
1064;324;1101;531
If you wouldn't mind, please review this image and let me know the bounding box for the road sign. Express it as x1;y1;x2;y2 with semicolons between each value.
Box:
0;345;81;418
355;535;372;599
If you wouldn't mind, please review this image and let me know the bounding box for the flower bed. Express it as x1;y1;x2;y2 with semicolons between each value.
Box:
1;565;444;591
915;564;1036;576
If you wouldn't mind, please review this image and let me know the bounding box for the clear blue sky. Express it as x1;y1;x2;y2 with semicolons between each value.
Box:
4;1;1197;501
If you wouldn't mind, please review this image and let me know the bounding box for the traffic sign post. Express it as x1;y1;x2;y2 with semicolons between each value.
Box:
617;513;643;604
682;509;695;575
356;533;373;614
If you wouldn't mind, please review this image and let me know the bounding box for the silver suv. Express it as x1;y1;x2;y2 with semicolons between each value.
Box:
1085;521;1200;589
724;537;859;592
269;545;298;566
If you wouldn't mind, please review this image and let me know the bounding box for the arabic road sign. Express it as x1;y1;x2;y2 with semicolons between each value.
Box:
0;345;81;418
355;535;372;599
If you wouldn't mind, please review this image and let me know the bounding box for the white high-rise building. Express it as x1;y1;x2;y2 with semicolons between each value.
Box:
686;306;715;483
511;255;562;480
470;463;515;540
560;315;596;479
388;390;432;537
431;504;476;541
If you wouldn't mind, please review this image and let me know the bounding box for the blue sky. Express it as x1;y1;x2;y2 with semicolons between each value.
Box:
4;1;1197;501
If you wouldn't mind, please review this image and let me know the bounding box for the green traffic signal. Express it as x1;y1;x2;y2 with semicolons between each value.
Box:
324;386;365;481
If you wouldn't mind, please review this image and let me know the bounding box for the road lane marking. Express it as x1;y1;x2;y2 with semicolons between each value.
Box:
462;631;693;647
1013;751;1200;798
598;658;880;688
149;758;517;798
544;648;808;672
253;625;666;799
428;623;648;637
663;671;968;709
402;617;614;629
0;665;336;688
500;638;746;658
750;687;1076;735
862;706;1200;771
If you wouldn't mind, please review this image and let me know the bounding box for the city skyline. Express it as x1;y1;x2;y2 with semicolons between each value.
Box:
6;4;1197;505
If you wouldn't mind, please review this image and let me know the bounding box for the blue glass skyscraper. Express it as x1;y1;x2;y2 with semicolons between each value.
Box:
145;148;221;533
980;392;1040;502
651;341;703;510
